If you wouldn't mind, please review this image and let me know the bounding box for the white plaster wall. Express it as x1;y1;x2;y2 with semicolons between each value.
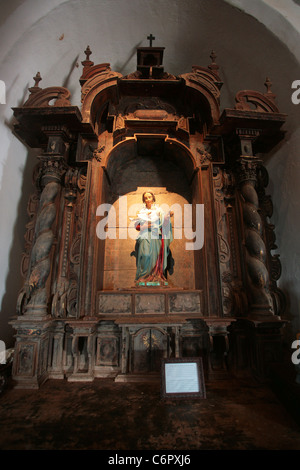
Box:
0;0;299;346
227;0;300;62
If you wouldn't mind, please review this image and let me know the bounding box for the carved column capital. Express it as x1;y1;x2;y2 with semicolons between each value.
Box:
236;155;262;185
233;127;261;184
37;155;68;189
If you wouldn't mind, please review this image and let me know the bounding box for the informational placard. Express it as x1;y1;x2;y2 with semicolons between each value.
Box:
161;358;206;399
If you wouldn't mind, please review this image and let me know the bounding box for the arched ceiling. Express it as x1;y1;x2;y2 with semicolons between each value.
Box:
1;0;299;116
1;0;299;65
227;0;300;62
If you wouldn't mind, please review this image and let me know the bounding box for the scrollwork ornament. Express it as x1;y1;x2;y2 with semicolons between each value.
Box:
196;143;212;165
64;166;86;201
92;145;105;162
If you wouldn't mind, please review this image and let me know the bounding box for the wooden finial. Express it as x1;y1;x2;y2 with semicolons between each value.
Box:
33;72;42;88
209;50;219;73
81;45;94;70
210;50;217;64
264;77;276;102
84;45;92;61
28;72;42;95
264;77;272;94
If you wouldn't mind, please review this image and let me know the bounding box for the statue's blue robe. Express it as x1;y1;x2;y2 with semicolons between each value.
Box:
135;207;173;281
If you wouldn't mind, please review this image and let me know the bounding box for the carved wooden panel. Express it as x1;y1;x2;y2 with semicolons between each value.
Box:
131;328;168;373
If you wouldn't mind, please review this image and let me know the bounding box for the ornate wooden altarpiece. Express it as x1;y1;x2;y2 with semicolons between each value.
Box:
10;40;288;388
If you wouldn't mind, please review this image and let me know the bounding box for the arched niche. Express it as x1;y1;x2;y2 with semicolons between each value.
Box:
96;135;203;291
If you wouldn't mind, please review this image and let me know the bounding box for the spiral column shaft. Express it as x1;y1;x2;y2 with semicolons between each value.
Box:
21;154;67;318
237;156;274;318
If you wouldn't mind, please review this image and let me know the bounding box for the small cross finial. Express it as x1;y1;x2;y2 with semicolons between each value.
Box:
81;45;94;70
33;72;42;88
147;34;155;47
264;77;272;94
84;45;92;61
210;50;217;64
28;71;42;95
208;50;219;73
264;76;276;102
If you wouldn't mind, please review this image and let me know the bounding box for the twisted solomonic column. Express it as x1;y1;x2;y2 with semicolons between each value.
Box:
237;156;275;319
17;155;67;318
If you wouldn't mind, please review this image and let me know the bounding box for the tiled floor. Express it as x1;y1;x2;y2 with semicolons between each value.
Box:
0;375;300;451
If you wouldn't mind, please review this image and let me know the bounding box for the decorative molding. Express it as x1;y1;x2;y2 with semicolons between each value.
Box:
24;72;71;107
234;81;279;113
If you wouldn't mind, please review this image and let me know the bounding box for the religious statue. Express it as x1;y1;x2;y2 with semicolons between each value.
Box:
132;191;173;286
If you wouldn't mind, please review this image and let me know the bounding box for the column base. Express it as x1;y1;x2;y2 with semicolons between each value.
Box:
67;374;94;383
10;316;52;389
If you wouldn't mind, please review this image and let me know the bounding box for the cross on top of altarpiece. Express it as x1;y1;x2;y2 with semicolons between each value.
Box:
147;34;155;47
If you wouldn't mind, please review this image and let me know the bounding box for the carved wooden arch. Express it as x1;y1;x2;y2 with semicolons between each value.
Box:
80;70;123;125
234;89;280;113
23;86;71;107
179;70;221;127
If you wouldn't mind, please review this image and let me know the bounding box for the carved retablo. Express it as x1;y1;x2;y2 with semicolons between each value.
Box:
10;40;287;388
